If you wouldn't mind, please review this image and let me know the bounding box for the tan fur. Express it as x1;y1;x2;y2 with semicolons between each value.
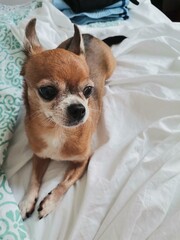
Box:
19;155;50;219
19;19;116;219
24;50;91;158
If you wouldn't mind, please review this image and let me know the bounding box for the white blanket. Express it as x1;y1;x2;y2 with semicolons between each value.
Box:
6;0;180;239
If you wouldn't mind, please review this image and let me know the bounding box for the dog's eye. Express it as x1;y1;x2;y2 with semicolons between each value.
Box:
83;86;93;98
38;86;58;101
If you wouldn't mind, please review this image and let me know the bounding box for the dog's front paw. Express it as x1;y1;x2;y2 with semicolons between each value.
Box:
19;196;38;220
38;191;58;219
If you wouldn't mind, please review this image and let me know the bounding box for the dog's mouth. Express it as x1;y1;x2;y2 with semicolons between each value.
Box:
65;119;85;127
48;115;86;128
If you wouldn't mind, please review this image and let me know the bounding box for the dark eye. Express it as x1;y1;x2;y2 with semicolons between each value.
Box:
83;86;93;98
38;86;58;101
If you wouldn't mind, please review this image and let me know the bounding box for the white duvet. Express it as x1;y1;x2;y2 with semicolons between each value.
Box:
5;0;180;239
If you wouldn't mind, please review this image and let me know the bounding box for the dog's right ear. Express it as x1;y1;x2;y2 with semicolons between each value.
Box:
58;25;85;55
24;18;43;57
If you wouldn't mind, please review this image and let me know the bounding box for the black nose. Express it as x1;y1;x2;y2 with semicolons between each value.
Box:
67;104;86;122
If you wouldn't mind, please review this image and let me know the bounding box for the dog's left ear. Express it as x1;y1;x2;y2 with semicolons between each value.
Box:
58;25;85;55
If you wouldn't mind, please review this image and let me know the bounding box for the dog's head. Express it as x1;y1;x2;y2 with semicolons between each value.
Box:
21;19;94;127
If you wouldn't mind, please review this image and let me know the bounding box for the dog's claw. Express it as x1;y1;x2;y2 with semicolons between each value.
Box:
26;211;32;219
19;196;38;220
37;192;57;219
38;212;49;220
37;206;43;212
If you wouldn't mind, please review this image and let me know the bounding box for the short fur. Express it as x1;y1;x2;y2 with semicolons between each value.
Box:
19;19;117;219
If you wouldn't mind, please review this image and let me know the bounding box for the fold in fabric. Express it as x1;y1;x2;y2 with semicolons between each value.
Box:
6;1;180;240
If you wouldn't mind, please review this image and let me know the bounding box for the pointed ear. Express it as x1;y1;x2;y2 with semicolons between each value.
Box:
24;18;43;57
58;25;85;55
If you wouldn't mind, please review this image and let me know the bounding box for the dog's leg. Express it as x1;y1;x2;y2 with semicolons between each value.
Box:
19;154;50;220
38;159;89;219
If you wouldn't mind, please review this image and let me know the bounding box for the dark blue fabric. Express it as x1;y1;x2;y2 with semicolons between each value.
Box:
63;0;121;13
52;0;130;25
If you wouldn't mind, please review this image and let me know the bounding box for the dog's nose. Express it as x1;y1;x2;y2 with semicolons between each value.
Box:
67;104;86;122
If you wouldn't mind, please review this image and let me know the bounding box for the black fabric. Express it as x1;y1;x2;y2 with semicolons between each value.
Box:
130;0;139;5
63;0;139;13
64;0;120;13
103;35;127;47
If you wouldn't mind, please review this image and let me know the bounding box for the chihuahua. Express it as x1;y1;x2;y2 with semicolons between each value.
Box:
19;18;125;220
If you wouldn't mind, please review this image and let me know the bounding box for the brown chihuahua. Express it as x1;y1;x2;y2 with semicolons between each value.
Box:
19;18;125;220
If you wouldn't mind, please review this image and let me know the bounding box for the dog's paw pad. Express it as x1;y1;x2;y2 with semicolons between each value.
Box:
19;197;37;220
38;193;57;219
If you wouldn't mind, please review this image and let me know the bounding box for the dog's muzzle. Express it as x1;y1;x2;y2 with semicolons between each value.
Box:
67;103;86;126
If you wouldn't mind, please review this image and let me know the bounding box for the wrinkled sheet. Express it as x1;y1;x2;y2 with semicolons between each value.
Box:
5;0;180;239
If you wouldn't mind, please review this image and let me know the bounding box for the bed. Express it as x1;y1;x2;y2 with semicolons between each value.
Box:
1;0;180;239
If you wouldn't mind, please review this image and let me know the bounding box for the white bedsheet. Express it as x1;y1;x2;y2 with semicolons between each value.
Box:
5;0;180;239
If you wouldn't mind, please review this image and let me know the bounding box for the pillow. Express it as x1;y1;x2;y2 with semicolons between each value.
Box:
0;2;41;239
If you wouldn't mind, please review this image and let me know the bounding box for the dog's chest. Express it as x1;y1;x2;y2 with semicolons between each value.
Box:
37;131;66;161
36;129;89;162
